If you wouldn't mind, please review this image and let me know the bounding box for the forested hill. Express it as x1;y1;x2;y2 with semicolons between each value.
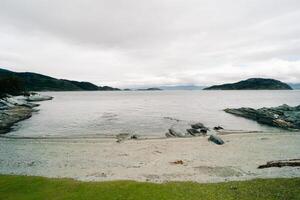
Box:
203;78;292;90
0;68;120;91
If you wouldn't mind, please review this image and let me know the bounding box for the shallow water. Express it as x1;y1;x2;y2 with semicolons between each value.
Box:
7;90;300;137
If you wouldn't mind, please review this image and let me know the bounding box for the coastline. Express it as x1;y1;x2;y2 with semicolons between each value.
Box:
1;132;299;183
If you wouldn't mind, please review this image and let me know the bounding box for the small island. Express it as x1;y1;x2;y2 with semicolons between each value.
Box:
203;78;292;90
137;88;162;91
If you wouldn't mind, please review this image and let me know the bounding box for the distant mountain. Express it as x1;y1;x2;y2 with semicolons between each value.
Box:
203;78;292;90
289;83;300;90
159;85;205;90
0;68;120;91
137;87;162;91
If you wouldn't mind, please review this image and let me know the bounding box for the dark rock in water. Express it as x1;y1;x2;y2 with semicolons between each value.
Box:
191;123;205;129
208;135;224;145
214;126;224;131
224;104;300;130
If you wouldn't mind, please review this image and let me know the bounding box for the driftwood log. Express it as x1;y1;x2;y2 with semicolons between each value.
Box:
258;159;300;169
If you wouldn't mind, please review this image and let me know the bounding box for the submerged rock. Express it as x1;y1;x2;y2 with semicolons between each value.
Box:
224;104;300;130
208;134;224;145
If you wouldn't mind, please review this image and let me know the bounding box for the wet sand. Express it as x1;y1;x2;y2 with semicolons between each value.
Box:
0;132;300;183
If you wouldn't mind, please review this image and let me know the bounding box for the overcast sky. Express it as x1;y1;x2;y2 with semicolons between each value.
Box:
0;0;300;87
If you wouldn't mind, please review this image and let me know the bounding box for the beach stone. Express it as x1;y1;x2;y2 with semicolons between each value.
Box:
200;128;209;134
208;134;224;145
191;123;205;129
168;128;184;137
165;132;174;138
186;128;201;136
130;134;139;140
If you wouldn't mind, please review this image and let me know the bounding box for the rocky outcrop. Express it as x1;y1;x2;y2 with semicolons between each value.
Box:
0;94;53;134
26;94;53;102
0;106;33;134
224;104;300;130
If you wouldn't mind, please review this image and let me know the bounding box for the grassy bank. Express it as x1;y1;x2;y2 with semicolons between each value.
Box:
0;175;299;200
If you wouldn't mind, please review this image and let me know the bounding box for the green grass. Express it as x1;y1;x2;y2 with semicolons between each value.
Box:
0;175;299;200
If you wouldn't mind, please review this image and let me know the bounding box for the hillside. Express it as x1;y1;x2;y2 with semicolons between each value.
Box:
0;68;120;91
203;78;292;90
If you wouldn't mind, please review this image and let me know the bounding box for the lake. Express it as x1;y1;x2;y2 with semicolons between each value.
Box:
7;90;300;138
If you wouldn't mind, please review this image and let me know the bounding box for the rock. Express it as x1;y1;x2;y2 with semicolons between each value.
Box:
116;133;131;142
258;159;300;169
3;96;38;108
165;132;174;138
191;123;205;129
130;134;139;140
0;106;33;134
224;104;300;130
168;128;184;137
0;93;53;134
214;126;224;131
191;123;210;133
208;135;224;145
170;160;184;165
200;128;209;134
27;94;53;102
186;128;201;136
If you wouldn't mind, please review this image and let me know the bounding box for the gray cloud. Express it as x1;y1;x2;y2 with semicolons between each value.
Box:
0;0;300;87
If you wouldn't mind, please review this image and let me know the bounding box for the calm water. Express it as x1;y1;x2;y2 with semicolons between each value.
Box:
8;90;300;137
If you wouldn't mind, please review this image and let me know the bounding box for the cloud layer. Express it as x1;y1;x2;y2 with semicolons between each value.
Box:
1;0;300;87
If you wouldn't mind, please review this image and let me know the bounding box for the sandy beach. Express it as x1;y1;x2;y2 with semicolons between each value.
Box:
1;132;299;183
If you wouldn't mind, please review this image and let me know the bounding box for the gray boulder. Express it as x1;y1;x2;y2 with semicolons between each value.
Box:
208;134;224;145
186;128;202;136
168;128;185;137
191;123;205;129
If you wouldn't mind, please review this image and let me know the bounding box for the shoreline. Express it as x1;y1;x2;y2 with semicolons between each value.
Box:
1;132;299;183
